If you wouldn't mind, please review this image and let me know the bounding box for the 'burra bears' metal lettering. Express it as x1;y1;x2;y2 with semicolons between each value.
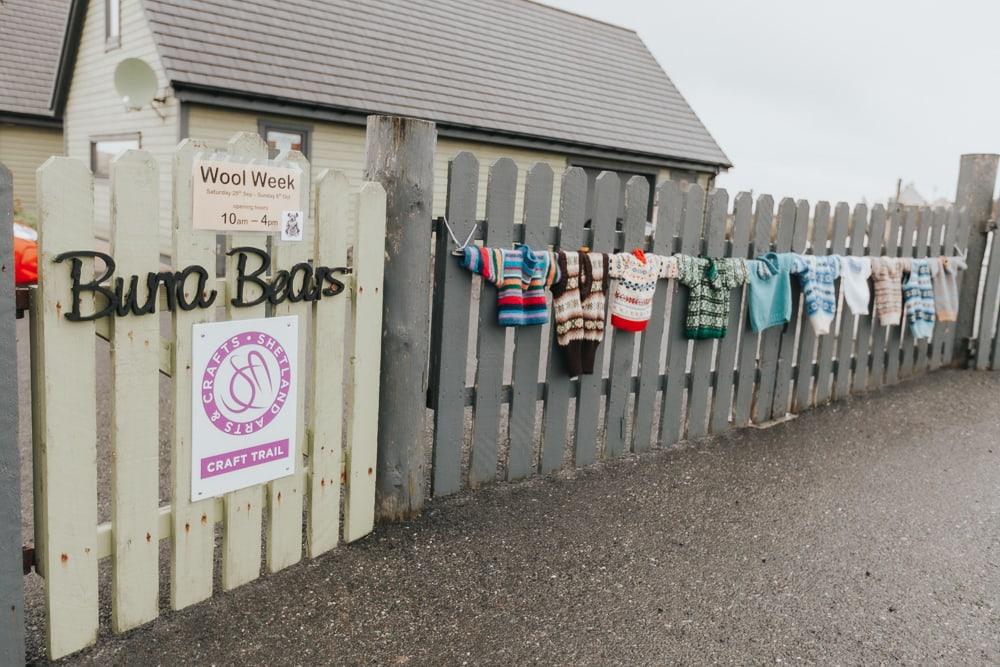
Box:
53;248;348;322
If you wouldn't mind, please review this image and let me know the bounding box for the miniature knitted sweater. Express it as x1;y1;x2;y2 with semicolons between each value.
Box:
746;252;796;333
901;257;935;340
607;250;677;331
460;244;559;326
929;255;967;323
676;255;749;339
791;254;841;335
839;256;872;316
580;253;609;368
870;256;904;326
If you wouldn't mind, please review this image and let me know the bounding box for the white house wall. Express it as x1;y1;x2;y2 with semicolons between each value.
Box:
62;0;178;253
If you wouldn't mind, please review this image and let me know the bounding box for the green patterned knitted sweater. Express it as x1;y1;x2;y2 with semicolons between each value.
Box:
676;256;749;339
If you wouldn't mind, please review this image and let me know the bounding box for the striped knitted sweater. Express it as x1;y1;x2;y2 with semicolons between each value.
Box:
461;244;559;326
791;254;841;335
871;257;904;326
676;256;749;339
607;250;677;331
901;257;935;340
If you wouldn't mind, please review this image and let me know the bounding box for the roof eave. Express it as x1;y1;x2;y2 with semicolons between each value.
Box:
0;111;63;129
173;82;731;174
49;0;87;119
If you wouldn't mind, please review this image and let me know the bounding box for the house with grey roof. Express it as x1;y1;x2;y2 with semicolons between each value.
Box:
0;0;69;215
48;0;730;250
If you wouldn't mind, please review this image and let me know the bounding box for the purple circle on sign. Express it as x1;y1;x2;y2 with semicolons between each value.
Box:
201;331;292;435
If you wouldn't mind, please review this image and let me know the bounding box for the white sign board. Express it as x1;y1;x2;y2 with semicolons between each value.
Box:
191;316;298;500
192;159;303;233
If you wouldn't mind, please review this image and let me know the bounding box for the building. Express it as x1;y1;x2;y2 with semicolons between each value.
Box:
0;0;69;218
50;0;730;252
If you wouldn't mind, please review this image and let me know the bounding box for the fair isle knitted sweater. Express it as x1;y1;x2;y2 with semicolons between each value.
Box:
871;257;904;326
901;257;935;340
461;244;559;326
676;255;749;339
607;250;678;331
579;253;610;372
791;254;841;335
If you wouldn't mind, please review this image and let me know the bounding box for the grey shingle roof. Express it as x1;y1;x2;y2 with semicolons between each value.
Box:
0;0;69;118
143;0;730;167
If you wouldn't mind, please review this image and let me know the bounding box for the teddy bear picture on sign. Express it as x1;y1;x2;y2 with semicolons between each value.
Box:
281;210;304;242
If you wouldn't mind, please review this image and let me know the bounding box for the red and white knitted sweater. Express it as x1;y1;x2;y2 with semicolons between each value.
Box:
607;250;678;331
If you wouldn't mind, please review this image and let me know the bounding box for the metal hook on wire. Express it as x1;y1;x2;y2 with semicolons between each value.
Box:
442;215;478;256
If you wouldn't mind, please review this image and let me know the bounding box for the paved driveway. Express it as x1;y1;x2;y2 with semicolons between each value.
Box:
21;355;1000;664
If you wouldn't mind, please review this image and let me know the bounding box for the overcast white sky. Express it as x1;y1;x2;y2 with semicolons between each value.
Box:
544;0;1000;205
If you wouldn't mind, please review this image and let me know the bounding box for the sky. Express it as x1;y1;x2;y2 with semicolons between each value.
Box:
543;0;1000;206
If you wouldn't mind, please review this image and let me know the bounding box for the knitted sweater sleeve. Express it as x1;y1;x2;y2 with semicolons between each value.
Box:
606;253;630;280
460;246;504;287
656;254;679;279
675;255;697;287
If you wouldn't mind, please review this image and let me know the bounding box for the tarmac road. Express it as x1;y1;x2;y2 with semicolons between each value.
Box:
23;362;1000;664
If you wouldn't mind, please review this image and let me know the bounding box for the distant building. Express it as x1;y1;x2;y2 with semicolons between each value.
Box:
8;0;732;252
0;0;68;216
893;182;928;207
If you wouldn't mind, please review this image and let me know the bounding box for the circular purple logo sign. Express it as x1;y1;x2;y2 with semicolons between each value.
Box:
201;331;292;435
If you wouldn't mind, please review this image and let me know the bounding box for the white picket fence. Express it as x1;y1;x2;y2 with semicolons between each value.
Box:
30;133;386;659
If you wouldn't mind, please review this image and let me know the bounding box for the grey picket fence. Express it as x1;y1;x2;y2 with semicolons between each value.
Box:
425;153;971;496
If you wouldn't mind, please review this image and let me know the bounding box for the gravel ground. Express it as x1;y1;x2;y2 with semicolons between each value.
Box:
21;367;1000;665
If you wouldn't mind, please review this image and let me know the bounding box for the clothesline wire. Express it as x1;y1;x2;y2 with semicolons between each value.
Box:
441;215;479;256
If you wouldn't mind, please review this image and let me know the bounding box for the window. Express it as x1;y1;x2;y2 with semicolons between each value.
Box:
90;134;140;178
258;120;311;159
105;0;121;48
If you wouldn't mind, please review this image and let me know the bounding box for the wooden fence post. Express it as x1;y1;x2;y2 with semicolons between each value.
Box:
0;164;24;664
954;153;998;365
362;115;436;520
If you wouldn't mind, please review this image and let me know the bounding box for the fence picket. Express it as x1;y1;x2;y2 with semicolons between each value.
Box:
927;208;948;371
170;139;216;609
733;195;774;426
711;191;752;432
753;198;795;422
632;181;681;450
793;201;829;410
605;176;649;457
687;189;727;438
508;163;554;478
108;151;160;632
770;199;809;418
307;170;350;557
574;171;618;465
343;182;387;541
471;159;517;483
33;157;99;659
430;152;478;495
912;208;933;373
660;184;704;444
832;204;867;399
975;229;1000;370
893;208;918;380
221;133;268;591
266;150;311;572
0;164;22;665
871;208;901;387
945;208;970;364
853;204;886;391
883;208;906;384
540;167;585;472
814;203;850;403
